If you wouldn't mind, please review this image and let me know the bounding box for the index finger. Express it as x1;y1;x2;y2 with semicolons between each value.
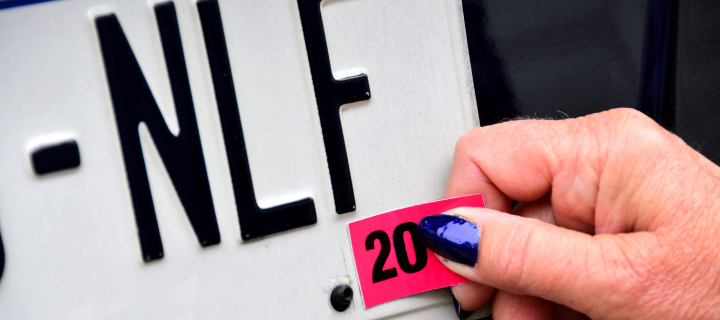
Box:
446;117;570;211
447;108;672;234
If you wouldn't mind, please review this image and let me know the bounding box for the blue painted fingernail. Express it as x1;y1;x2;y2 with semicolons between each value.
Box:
416;214;479;266
452;295;474;320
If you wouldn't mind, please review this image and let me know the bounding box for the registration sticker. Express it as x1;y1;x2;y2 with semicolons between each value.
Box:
348;194;485;308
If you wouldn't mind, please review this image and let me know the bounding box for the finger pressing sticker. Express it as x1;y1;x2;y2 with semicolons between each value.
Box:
348;194;485;308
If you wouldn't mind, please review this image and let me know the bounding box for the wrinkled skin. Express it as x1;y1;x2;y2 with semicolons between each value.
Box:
443;108;720;320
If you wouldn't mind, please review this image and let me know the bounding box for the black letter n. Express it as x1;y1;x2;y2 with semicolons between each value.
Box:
96;3;220;262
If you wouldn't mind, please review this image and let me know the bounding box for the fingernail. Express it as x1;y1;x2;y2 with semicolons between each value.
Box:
416;214;479;266
452;295;474;320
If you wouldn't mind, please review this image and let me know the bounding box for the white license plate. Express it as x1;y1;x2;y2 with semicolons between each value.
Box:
0;0;479;318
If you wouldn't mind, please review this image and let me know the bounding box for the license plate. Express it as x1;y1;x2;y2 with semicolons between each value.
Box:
0;0;479;318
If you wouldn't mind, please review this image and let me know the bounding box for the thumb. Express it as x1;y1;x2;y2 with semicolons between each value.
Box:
416;207;658;315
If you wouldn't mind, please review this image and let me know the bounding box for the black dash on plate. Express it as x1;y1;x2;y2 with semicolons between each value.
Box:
31;140;81;175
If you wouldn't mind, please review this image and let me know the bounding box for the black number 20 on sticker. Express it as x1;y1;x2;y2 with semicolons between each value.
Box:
365;222;428;283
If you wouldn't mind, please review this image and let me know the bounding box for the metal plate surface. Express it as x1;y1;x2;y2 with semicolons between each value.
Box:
0;0;481;319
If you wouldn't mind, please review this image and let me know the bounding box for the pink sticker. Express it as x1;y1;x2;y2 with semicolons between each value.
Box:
348;194;485;308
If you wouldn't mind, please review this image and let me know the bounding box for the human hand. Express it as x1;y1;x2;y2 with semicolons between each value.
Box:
415;108;720;319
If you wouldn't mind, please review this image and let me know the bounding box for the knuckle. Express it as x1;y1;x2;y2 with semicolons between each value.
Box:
455;129;474;152
595;108;680;161
594;108;657;135
608;109;663;138
455;127;486;157
605;107;650;124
